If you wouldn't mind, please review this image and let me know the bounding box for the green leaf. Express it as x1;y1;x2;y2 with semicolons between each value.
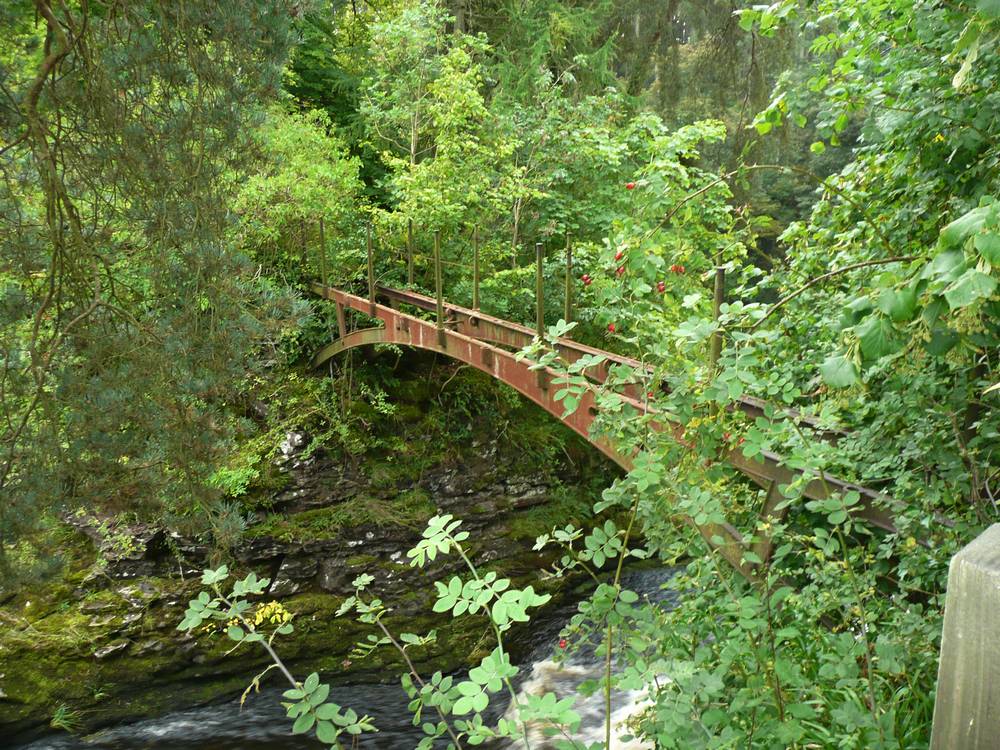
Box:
877;286;917;323
923;249;967;282
978;0;1000;19
472;692;489;713
316;720;338;744
925;326;959;356
944;269;997;309
855;315;900;359
303;673;320;694
819;354;858;388
315;703;343;721
941;205;990;247
200;566;229;585
292;711;316;734
226;625;245;641
975;232;1000;264
309;684;330;706
827;508;848;525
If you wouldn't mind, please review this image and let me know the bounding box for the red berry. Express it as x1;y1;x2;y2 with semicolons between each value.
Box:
657;281;666;293
647;390;655;398
723;432;731;441
737;436;746;446
584;278;592;286
616;265;625;276
677;264;686;274
626;182;636;190
607;323;616;333
614;250;624;261
558;638;567;649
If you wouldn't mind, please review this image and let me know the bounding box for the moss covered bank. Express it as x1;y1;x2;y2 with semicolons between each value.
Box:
0;360;616;744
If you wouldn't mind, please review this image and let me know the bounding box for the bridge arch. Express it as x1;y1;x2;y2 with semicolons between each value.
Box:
311;282;901;579
311;302;625;469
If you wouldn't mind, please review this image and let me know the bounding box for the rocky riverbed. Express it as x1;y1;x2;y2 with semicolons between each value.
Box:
0;423;613;744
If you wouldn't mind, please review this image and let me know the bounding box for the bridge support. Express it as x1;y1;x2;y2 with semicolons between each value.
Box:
931;523;1000;749
535;241;545;340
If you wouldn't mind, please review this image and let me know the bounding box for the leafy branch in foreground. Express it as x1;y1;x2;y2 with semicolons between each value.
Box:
178;506;653;750
177;566;375;748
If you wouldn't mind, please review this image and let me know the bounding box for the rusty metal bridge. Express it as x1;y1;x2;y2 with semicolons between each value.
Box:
309;228;901;579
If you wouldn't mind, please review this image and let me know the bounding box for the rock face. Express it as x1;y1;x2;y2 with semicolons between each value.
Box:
0;431;607;743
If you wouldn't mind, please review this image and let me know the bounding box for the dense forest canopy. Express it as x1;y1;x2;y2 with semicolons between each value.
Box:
2;0;1000;747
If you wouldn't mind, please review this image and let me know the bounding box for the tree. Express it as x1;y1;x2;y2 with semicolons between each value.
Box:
0;1;298;574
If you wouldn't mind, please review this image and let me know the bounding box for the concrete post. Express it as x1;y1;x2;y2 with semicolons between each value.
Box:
931;523;1000;749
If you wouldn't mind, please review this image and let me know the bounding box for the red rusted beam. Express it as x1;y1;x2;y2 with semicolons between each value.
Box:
372;284;845;440
311;283;900;546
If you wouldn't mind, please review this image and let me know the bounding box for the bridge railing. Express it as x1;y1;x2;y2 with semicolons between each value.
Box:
308;221;870;442
354;222;578;344
307;219;581;361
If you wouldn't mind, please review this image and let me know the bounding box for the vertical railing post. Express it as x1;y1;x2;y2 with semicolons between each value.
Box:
406;219;415;286
473;225;480;311
535;241;547;390
318;217;328;289
434;230;445;347
336;302;347;339
300;218;307;266
367;224;376;315
710;266;725;374
563;234;572;327
535;241;545;339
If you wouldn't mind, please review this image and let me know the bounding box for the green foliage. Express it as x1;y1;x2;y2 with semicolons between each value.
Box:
178;566;375;748
49;703;83;734
184;512;595;748
246;491;436;542
0;0;301;568
235;107;365;285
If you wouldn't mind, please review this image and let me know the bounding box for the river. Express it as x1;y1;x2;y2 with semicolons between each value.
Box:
18;568;677;750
